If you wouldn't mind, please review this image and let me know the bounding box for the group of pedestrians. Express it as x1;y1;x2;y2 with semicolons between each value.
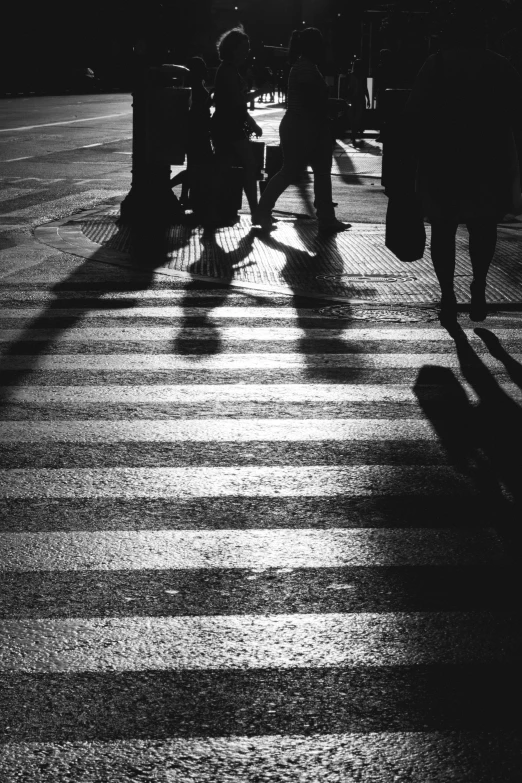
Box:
179;13;522;323
208;25;349;233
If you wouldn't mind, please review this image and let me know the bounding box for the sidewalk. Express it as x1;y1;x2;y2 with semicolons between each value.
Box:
34;107;522;317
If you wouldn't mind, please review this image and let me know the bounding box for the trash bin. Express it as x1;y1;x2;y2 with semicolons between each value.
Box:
147;66;191;165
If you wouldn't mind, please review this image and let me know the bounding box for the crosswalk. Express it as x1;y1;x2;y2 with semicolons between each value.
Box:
0;278;521;781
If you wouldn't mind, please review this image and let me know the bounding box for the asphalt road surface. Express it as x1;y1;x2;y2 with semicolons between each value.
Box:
0;93;133;231
0;94;520;781
0;93;386;233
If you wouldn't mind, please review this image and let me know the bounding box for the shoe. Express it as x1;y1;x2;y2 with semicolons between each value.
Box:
318;218;351;233
438;293;458;325
469;281;487;321
251;210;275;232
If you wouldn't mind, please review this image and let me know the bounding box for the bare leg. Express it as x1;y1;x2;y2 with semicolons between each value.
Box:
467;218;497;285
467;218;497;320
254;115;308;225
256;160;303;217
430;219;458;321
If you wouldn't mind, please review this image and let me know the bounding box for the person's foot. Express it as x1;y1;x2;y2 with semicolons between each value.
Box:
438;293;458;325
469;280;487;321
251;210;275;232
318;218;351;233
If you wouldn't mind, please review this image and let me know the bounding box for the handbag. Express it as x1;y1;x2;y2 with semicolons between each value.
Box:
385;192;426;262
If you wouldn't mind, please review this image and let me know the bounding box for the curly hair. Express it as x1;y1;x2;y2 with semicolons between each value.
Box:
216;26;249;62
288;27;324;65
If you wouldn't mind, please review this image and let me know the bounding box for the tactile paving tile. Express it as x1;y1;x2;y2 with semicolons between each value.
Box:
79;215;522;303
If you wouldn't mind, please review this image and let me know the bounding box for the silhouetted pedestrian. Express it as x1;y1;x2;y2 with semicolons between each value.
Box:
171;56;213;209
406;11;522;324
211;26;263;217
252;27;348;232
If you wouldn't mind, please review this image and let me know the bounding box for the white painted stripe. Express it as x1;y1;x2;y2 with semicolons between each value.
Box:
1;326;520;342
81;142;103;148
3;382;518;405
0;353;516;371
0;466;475;499
1;156;32;162
0;307;312;319
0;419;436;442
2;288;522;313
0;528;502;571
0;733;508;782
0;612;507;672
0;113;131;133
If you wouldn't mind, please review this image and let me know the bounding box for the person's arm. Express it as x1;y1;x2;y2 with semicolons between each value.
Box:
245;112;262;137
219;65;262;136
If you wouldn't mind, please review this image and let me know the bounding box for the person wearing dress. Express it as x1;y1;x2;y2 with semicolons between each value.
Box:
406;12;522;323
211;26;263;217
252;27;348;233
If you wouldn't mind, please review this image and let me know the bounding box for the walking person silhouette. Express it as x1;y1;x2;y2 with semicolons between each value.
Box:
211;26;263;219
406;10;522;324
170;56;213;212
252;27;349;233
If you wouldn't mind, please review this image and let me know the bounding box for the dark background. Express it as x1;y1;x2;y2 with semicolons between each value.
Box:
1;0;520;96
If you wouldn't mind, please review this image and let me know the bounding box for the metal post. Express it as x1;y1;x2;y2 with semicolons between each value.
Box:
119;36;189;227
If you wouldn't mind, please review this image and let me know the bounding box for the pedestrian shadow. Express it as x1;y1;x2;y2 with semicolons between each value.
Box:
332;140;382;186
254;222;373;383
0;222;166;412
475;327;522;388
413;325;522;547
172;226;257;357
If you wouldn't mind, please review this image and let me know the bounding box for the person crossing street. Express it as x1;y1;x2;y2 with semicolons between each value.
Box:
252;27;349;233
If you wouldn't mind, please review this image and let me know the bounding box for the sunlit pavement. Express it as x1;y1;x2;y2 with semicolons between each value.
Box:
0;96;521;781
34;105;522;308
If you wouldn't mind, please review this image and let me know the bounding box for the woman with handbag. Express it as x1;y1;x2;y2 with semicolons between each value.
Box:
211;26;263;217
406;11;522;323
252;27;348;233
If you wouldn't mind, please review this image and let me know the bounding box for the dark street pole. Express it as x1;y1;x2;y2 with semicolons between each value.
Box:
119;31;189;228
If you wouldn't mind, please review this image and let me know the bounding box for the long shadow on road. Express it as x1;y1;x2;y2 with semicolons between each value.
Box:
414;324;522;550
0;223;163;414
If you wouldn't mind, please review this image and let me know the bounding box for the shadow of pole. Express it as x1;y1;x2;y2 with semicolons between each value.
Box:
0;222;166;413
